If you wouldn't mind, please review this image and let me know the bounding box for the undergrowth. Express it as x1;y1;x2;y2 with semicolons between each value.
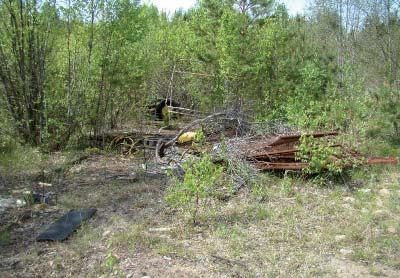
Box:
0;145;45;174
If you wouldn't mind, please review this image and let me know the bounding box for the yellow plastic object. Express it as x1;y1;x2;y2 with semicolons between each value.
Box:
178;132;197;144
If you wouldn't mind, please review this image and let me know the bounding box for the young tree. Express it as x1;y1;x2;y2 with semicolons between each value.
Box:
0;0;57;145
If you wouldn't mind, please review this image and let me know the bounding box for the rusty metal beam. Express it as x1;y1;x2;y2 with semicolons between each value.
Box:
269;132;339;146
235;131;397;171
250;144;342;160
255;162;309;170
366;157;398;165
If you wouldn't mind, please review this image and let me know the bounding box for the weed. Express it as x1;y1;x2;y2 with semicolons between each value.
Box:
251;182;271;201
0;145;44;174
154;241;191;258
109;224;156;251
280;172;296;197
369;266;384;276
215;224;230;238
296;135;362;177
0;227;12;245
104;252;118;270
166;153;223;225
108;223;191;260
85;147;103;155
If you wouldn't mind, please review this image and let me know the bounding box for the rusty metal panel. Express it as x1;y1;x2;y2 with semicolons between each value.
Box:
269;132;338;146
366;157;398;165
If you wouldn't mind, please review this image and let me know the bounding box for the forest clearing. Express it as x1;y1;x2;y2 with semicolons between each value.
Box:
0;147;399;277
1;0;400;277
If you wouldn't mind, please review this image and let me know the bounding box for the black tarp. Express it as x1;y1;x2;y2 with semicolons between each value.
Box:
37;208;97;241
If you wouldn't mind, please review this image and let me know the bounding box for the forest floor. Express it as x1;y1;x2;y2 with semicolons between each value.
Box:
0;151;399;277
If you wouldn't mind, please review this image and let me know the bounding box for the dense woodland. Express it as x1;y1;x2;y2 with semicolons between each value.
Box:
0;0;399;152
1;1;400;276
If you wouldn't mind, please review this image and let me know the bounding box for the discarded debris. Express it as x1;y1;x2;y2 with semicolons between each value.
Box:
148;227;173;233
0;197;26;212
237;132;397;170
37;208;97;241
23;191;51;205
90;109;397;172
32;192;50;204
156;112;239;160
38;182;52;187
177;131;197;144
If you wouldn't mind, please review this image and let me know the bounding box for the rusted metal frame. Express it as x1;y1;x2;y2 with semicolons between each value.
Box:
269;132;339;146
255;162;309;170
249;144;343;160
366;157;398;165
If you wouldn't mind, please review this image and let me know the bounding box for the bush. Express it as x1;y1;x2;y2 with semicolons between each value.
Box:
166;154;224;225
296;135;361;176
0;145;44;175
0;108;44;174
0;108;18;154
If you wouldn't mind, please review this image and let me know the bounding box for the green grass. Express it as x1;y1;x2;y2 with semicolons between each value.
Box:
0;145;45;174
0;226;12;245
159;165;400;276
108;223;192;259
3;150;398;277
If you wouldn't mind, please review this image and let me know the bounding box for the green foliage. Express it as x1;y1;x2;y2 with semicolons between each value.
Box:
104;252;118;270
0;226;12;245
0;108;18;154
0;145;44;175
23;191;35;206
296;135;357;175
368;87;400;142
0;0;398;156
251;181;272;201
297;135;338;174
166;154;224;225
192;129;207;151
285;62;330;130
193;130;206;144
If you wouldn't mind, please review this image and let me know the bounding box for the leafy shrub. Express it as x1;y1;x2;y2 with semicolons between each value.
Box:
104;252;118;270
367;87;400;143
166;154;223;225
191;129;206;152
296;135;361;175
284;63;371;136
0;108;18;154
285;62;330;130
84;147;103;155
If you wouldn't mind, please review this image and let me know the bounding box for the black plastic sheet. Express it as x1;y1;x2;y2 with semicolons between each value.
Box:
37;208;96;241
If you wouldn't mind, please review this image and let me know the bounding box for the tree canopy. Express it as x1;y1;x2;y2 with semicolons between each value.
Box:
0;0;399;150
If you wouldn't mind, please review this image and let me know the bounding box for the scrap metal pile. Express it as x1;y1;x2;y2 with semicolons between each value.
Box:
97;109;397;171
229;132;398;170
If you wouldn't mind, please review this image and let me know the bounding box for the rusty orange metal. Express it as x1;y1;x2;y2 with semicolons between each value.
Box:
241;132;398;171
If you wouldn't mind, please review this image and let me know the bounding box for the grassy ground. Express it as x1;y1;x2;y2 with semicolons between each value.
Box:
0;150;399;277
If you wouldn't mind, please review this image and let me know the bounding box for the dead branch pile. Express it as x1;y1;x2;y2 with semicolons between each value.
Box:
155;111;252;161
